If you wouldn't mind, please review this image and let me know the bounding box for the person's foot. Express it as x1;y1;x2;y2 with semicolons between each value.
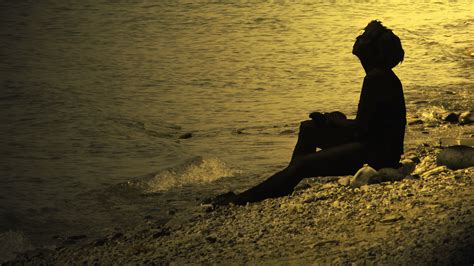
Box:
209;191;238;206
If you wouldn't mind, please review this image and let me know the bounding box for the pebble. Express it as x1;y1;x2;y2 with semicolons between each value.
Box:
205;236;217;243
443;113;459;123
380;214;404;224
408;119;424;125
152;229;170;239
338;176;351;186
350;165;379;188
436;145;474;170
459;111;473;125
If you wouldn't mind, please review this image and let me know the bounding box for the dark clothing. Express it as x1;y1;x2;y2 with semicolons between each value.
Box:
221;68;406;205
355;69;406;169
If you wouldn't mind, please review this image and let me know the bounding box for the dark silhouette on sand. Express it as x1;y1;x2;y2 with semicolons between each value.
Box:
212;20;406;205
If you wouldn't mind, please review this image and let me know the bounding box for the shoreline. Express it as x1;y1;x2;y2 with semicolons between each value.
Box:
9;123;474;265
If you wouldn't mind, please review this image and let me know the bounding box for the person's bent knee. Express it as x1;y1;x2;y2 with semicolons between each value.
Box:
299;120;315;134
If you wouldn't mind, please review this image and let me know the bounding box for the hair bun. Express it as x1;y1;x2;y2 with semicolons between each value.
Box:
354;20;405;69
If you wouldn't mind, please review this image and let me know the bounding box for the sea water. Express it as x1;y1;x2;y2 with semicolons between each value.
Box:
0;0;472;260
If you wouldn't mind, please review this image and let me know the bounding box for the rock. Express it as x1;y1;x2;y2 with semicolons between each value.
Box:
420;166;448;178
437;145;474;169
205;236;217;243
403;154;421;163
350;165;380;188
459;111;474;125
302;195;329;203
337;176;351;186
350;161;415;188
152;228;170;239
294;183;311;191
399;159;417;175
443;113;459;123
310;240;340;248
408;119;424;125
380;213;404;223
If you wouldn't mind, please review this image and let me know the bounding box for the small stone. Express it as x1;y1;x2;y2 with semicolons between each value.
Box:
205;236;217;243
337;176;351;186
152;228;170;238
294;183;311;191
420;166;448;178
437;145;474;170
380;213;404;223
443;113;459;123
408;119;424;125
310;240;340;248
322;183;337;189
350;165;380;188
459;111;473;125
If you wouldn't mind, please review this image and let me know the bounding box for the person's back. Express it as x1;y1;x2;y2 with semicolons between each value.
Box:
356;68;406;169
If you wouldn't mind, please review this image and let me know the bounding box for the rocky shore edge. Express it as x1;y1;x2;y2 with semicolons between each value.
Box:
7;138;474;265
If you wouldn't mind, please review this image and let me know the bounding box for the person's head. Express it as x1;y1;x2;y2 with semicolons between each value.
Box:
352;20;404;70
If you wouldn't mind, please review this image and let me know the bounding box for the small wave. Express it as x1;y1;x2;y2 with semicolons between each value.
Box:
130;157;240;193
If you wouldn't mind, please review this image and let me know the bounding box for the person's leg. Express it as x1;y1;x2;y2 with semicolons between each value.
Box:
233;142;367;205
291;120;355;162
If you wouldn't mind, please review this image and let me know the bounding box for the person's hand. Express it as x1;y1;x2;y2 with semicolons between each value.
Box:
309;112;327;125
325;111;347;127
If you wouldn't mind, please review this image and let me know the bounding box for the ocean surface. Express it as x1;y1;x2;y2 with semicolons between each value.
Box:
0;0;473;259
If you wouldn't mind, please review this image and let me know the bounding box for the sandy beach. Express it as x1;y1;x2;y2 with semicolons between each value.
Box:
9;121;474;265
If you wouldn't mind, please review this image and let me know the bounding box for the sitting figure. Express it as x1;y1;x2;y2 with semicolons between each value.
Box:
213;20;406;205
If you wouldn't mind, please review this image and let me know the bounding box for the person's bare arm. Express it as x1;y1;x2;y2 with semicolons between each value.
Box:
309;111;356;128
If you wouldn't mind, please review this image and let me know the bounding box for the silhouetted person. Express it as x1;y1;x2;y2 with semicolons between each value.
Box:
212;20;406;205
